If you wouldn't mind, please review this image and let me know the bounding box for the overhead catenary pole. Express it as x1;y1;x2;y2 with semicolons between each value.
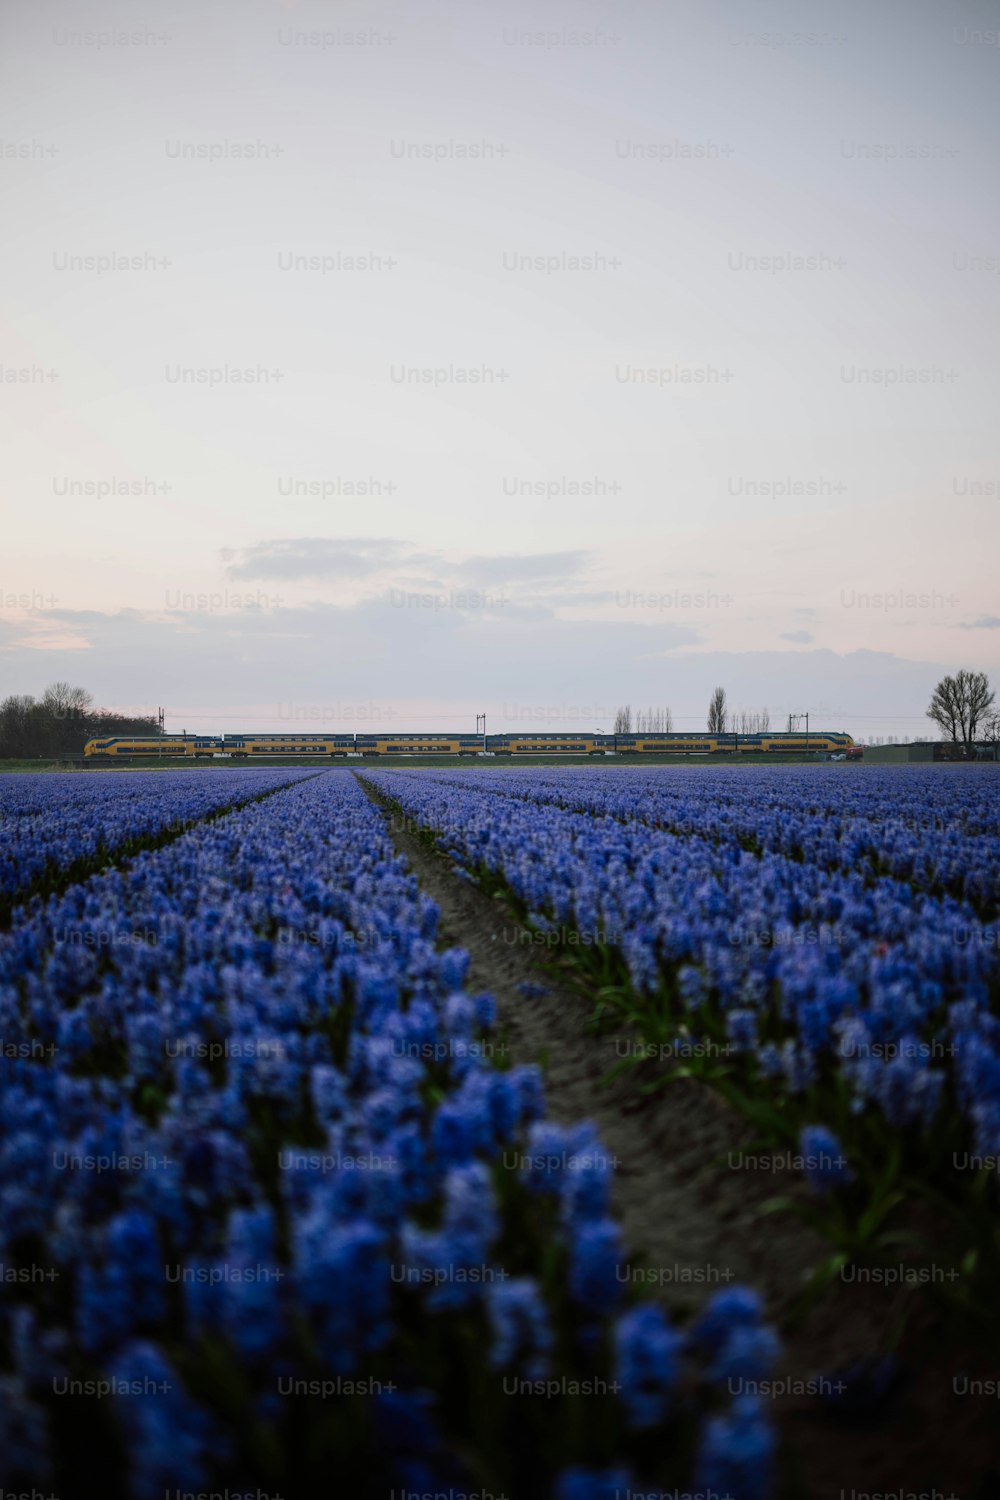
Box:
789;712;811;753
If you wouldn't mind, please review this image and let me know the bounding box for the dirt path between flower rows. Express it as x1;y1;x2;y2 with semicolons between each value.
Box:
357;774;995;1500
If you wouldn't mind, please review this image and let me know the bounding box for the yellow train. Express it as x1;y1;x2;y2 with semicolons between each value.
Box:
83;735;355;758
84;736;224;758
84;730;855;758
612;733;854;755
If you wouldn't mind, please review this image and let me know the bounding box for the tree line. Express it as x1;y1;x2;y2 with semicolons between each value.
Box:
706;688;771;735
0;683;162;759
612;705;674;733
613;691;770;736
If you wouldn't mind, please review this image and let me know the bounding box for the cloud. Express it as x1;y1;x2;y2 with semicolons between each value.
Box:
0;610;97;652
550;590;620;607
224;538;412;582
457;552;589;585
780;630;814;644
959;615;1000;630
222;539;594;599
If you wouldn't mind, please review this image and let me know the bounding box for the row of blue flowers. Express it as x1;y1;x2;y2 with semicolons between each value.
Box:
393;764;1000;918
0;768;318;917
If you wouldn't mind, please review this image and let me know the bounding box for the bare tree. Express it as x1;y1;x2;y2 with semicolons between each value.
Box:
40;683;96;755
927;676;961;746
724;707;770;736
0;695;39;757
962;670;995;754
982;711;1000;759
613;704;633;734
42;682;93;721
928;671;995;758
707;686;728;734
634;705;673;732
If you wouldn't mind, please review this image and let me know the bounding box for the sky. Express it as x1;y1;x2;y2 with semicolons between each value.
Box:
1;0;998;739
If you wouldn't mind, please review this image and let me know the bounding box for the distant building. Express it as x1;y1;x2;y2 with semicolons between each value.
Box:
863;740;998;763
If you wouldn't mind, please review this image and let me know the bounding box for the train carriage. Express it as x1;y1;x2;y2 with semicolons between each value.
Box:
225;734;355;758
615;731;854;755
756;733;852;754
354;734;484;757
614;734;715;755
82;735;224;759
487;734;606;756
